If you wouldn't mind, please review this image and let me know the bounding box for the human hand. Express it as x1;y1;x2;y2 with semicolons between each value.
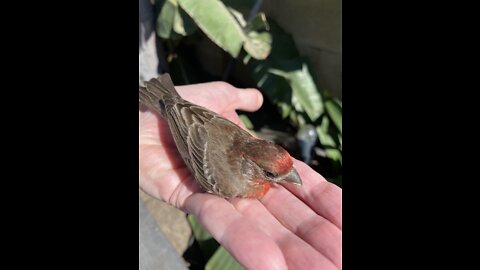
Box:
139;81;342;270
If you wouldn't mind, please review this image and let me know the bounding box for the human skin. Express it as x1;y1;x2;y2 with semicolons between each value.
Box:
139;81;342;270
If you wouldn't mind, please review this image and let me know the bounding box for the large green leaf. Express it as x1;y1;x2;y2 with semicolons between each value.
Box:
205;246;244;270
270;63;324;122
178;0;246;57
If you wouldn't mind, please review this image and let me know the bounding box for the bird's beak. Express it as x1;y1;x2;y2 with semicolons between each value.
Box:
283;168;303;186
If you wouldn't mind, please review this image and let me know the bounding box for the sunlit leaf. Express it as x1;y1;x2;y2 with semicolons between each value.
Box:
178;0;246;57
244;31;272;60
269;64;323;122
288;64;324;121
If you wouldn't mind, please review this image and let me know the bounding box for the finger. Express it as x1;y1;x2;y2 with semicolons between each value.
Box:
231;198;338;270
284;159;342;229
184;193;288;270
234;88;264;112
261;185;342;269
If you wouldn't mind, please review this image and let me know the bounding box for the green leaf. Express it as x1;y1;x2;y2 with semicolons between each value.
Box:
173;5;196;36
242;53;252;65
187;214;219;260
178;0;246;57
187;214;212;241
157;0;178;39
278;101;292;119
226;5;272;60
205;246;244;270
325;148;342;164
296;113;307;128
288;64;324;121
247;20;323;123
325;98;342;133
317;117;336;148
316;117;342;164
243;31;272;60
269;63;323;122
227;7;247;27
239;114;254;130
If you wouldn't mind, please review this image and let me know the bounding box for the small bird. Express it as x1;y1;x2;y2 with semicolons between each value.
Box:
139;73;302;199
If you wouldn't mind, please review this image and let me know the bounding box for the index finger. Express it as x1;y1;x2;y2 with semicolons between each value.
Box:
283;159;342;229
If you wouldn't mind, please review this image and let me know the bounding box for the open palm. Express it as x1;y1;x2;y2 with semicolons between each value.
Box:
139;81;342;270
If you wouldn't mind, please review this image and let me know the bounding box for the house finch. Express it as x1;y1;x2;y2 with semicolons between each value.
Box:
139;74;302;198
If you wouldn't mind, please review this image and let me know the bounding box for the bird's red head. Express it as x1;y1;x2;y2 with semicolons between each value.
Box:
241;139;302;186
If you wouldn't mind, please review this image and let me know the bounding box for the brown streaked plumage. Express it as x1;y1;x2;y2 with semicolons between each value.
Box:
139;73;302;198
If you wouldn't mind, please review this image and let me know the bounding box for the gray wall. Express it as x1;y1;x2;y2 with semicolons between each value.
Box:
262;0;342;98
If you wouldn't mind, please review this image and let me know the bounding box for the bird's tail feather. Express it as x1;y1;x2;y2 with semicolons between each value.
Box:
139;73;180;116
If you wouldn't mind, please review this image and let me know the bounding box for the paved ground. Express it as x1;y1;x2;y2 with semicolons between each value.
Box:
140;190;192;256
139;191;191;270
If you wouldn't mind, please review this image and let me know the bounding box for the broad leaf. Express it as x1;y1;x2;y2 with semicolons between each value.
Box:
178;0;246;57
269;63;323;122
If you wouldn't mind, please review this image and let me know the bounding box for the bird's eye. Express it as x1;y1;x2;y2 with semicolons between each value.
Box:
264;170;277;178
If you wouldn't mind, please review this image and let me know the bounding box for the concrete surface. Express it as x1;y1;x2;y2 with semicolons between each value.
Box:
140;196;189;270
262;0;342;98
139;190;192;256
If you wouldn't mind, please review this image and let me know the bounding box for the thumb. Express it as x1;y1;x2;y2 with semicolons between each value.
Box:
234;88;264;112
